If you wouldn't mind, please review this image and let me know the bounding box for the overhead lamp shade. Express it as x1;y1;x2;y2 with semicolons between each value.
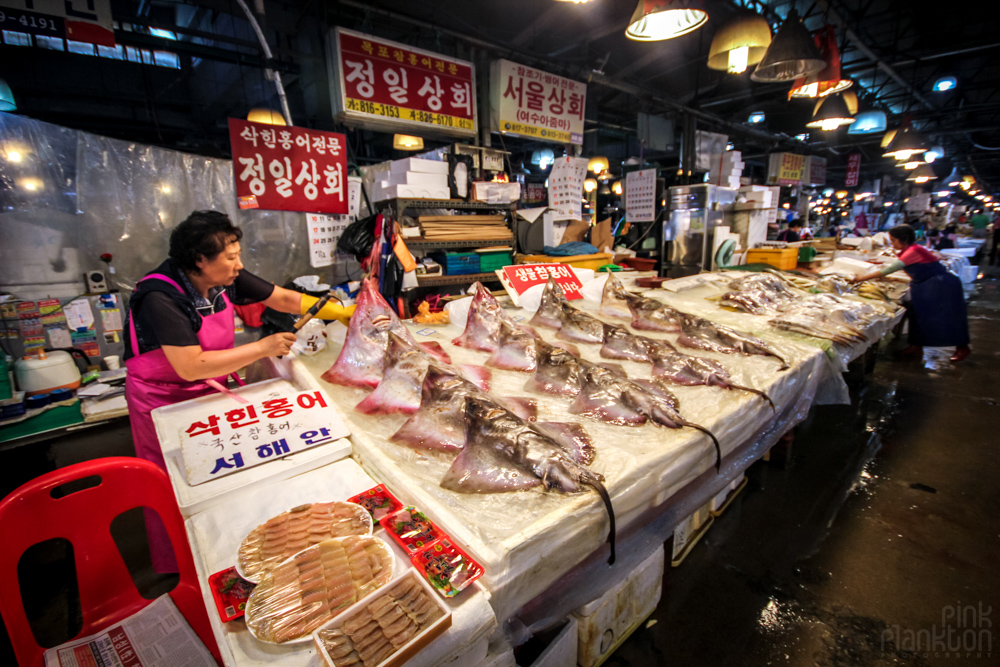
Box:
945;167;962;187
880;128;898;149
584;178;599;193
598;183;612;195
612;180;623;196
805;93;855;131
848;110;887;135
246;107;287;125
625;0;709;42
707;13;771;74
750;9;825;82
393;134;424;150
882;127;927;160
588;156;610;174
925;146;944;162
0;79;15;112
906;163;936;183
788;26;852;98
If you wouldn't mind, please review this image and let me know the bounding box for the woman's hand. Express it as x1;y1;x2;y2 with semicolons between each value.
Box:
258;332;297;357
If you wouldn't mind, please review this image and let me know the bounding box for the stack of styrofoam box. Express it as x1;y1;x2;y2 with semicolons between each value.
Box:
737;184;774;209
372;157;450;201
709;150;744;188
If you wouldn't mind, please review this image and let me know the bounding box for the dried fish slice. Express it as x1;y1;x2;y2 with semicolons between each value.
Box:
238;501;373;582
245;535;393;644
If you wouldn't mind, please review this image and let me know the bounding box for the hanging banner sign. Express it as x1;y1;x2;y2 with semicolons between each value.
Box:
228;119;348;215
767;152;807;185
845;152;862;187
804;156;827;186
330;27;477;138
490;59;587;145
0;0;114;46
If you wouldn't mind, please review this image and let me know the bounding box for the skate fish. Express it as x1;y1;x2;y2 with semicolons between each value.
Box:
529;277;568;329
486;320;539;372
453;282;516;352
598;273;633;321
442;396;616;564
556;303;605;344
356;333;490;415
677;312;789;370
323;279;450;388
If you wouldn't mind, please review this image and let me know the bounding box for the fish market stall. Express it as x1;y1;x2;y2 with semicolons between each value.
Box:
297;276;833;622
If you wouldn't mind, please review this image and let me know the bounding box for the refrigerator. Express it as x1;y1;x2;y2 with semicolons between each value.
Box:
661;184;737;278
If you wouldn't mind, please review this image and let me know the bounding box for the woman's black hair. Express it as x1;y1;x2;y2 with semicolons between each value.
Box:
788;219;804;228
169;210;243;273
888;224;916;246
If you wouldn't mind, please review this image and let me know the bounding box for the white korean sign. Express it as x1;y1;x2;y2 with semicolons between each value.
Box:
179;390;349;486
308;176;362;267
547;156;589;221
491;59;586;145
625;168;657;223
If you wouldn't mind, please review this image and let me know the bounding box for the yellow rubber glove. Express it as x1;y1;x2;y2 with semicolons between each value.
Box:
300;294;355;325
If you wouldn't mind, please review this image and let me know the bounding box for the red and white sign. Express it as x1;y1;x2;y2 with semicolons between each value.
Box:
490;59;586;145
496;264;583;306
228;119;348;215
332;27;476;137
845;153;862;187
0;0;115;46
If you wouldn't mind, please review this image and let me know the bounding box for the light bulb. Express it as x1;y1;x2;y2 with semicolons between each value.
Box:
915;177;930;183
819;119;842;131
727;46;749;74
7;150;22;162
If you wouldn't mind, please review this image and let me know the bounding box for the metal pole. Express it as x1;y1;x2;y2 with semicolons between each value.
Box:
234;0;293;126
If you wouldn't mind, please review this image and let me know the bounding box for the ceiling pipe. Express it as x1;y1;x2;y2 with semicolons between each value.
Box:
234;0;293;126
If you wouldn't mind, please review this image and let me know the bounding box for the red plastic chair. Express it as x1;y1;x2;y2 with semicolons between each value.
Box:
0;457;222;666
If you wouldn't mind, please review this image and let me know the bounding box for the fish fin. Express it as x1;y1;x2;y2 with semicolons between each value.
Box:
354;386;420;415
532;422;596;466
498;397;538;422
485;341;538;373
570;393;647;426
459;364;492;391
321;365;380;389
517;324;540;337
440;437;540;494
597;362;627;377
552;341;581;356
418;342;452;364
390;414;464;453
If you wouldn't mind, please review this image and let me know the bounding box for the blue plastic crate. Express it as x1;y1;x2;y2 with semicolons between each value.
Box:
430;252;481;275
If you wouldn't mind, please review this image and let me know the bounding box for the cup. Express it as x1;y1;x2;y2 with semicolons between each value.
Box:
104;355;120;371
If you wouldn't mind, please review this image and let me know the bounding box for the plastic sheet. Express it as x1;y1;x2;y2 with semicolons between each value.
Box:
299;296;827;621
0;113;349;301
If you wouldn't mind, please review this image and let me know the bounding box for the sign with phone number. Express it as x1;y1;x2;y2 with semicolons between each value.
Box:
0;0;115;46
344;98;475;131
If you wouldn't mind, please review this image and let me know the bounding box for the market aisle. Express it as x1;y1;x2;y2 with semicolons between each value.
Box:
608;268;1000;667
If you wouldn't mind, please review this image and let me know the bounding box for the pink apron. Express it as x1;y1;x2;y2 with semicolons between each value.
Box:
124;273;239;572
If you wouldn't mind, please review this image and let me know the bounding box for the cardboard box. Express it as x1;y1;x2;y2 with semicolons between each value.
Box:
385;171;449;188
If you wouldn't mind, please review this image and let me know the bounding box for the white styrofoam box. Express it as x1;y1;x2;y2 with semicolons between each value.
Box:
710;474;745;512
961;265;978;283
476;638;516;667
472;182;521;203
390;157;450;174
571;547;664;667
378;183;451;200
671;503;711;560
386;170;449;188
526;617;577;667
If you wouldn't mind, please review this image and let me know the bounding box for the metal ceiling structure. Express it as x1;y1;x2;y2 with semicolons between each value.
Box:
2;0;999;191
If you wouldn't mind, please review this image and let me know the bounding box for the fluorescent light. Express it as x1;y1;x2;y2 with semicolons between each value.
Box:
748;111;765;124
932;76;956;92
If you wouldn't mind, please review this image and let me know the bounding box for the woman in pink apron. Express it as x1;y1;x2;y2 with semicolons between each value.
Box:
124;211;352;572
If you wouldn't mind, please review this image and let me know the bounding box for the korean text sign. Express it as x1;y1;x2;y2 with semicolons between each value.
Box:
499;264;583;301
845;153;861;187
228;119;348;215
491;59;586;145
332;27;476;137
179;390;349;486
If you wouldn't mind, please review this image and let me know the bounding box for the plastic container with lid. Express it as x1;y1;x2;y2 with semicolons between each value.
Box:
14;351;83;396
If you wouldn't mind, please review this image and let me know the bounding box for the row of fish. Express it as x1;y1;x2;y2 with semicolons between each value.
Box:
315;576;444;667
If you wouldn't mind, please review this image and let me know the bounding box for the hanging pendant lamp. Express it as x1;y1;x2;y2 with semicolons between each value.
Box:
625;0;709;41
848;110;887;135
788;26;853;98
706;12;772;74
945;167;963;187
751;9;825;82
0;79;16;112
906;163;936;183
393;134;424;151
882;126;927;160
588;156;610;174
247;107;287;125
805;93;855;131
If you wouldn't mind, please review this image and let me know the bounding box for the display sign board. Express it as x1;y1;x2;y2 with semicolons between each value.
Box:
547;156;589;221
625;168;657;223
228;119;348;215
845;153;861;187
496;264;583;306
180;389;349;486
804;155;827;186
307;177;362;268
490;59;586;145
0;0;114;46
330;27;476;138
767;152;807;185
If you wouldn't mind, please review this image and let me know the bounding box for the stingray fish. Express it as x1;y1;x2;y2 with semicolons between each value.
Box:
452;282;518;352
391;365;537;452
356;333;490;415
322;278;451;388
529;276;568;329
556;303;605;344
600;323;653;362
442;396;616;564
598;273;634;321
677;313;789;370
525;339;585;397
487;320;539;372
628;295;686;333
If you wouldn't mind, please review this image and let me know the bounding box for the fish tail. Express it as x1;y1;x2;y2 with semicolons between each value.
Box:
584;476;616;565
729;383;776;413
680;420;723;473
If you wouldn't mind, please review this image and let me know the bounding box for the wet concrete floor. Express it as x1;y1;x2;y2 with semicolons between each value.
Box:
608;268;1000;666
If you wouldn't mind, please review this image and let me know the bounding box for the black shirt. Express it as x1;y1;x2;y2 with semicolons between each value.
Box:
776;229;801;243
123;259;274;360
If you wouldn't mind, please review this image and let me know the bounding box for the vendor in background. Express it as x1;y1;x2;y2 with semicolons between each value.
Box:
851;224;970;363
777;219;804;243
968;209;991;239
123;210;354;572
990;215;1000;266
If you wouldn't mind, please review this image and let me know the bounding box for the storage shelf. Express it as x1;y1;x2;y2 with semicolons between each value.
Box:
377;198;517;211
415;272;501;286
405;238;513;250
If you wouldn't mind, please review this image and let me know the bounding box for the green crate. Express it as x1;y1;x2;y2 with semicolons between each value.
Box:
430;252;480;275
479;250;513;273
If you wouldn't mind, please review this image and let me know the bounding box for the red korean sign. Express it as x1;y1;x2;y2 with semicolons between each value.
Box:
332;27;476;137
500;264;583;301
845;153;862;187
491;59;586;145
228;119;348;215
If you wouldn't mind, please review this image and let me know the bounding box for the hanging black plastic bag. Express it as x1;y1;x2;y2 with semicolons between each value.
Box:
336;213;378;260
